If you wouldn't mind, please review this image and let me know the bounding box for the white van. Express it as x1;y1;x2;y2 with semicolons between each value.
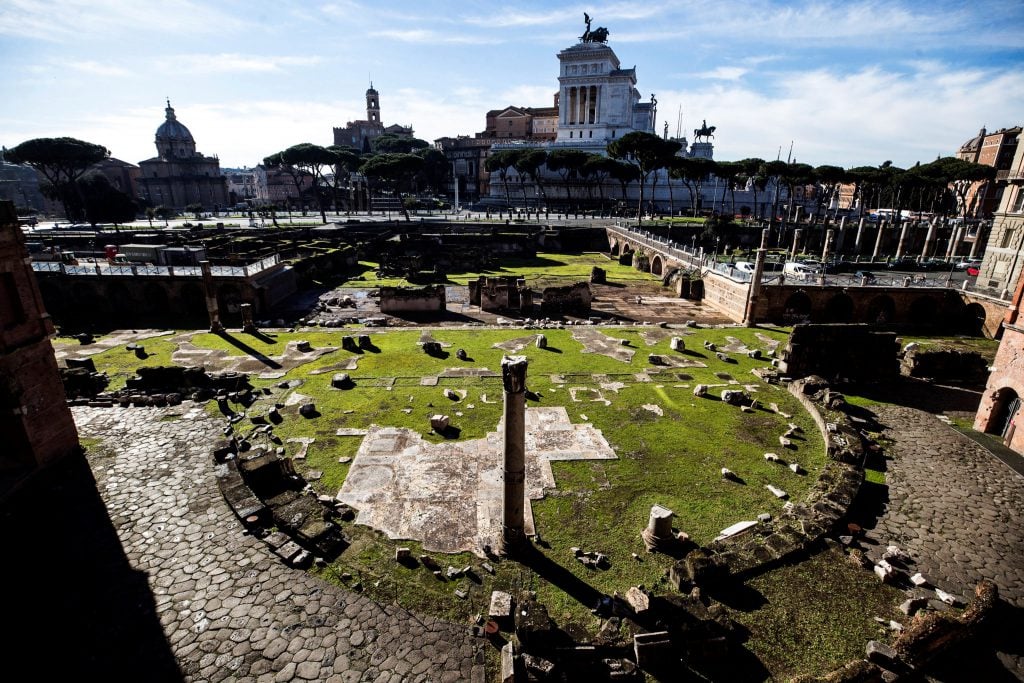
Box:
733;261;756;273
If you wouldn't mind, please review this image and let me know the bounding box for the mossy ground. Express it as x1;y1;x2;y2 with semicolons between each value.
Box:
79;324;913;678
338;251;661;288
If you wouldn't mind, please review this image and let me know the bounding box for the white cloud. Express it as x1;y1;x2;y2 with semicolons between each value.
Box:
0;0;248;41
699;66;748;81
369;29;494;44
65;60;133;78
657;62;1024;168
165;54;323;75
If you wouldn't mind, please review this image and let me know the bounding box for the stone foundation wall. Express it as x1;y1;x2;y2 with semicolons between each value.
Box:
469;276;533;312
540;282;591;315
379;285;446;313
778;324;900;383
700;271;749;322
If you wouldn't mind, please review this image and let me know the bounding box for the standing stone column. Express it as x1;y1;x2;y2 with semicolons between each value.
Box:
500;356;529;555
835;216;848;254
894;221;911;260
819;228;834;285
854;217;866;256
790;228;802;260
920;217;938;259
744;228;769;327
946;224;962;259
200;261;224;333
871;220;887;261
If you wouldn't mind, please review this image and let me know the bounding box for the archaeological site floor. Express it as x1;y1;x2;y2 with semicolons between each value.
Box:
14;320;1020;681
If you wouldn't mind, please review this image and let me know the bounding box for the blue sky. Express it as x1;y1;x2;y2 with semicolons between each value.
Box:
2;0;1022;169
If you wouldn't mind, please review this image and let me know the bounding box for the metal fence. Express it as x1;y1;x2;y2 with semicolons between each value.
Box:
31;253;281;280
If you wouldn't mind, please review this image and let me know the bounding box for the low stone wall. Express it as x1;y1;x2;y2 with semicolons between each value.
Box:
469;276;533;312
790;580;1000;682
379;284;446;313
540;281;591;315
700;271;749;322
900;347;988;381
778;324;900;383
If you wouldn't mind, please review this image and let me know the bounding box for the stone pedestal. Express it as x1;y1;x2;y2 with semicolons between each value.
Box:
240;303;256;333
641;504;675;551
500;356;529;555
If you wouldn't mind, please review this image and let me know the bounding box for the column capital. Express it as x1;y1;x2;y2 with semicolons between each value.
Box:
501;355;528;393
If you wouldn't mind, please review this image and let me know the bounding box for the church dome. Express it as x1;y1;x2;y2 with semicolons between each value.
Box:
156;100;195;143
959;127;986;154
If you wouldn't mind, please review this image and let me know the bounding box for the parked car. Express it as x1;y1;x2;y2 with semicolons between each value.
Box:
886;258;919;271
854;270;876;282
967;265;981;276
733;261;756;273
954;259;982;271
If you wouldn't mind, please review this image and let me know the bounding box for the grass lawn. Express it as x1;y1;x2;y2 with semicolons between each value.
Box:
335;252;663;288
78;323;914;678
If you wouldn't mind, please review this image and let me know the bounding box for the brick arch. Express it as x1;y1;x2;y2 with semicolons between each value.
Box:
619;243;634;265
864;295;896;324
823;293;854;323
784;291;812;322
962;302;987;336
650;254;665;276
983;386;1020;438
909;296;940;325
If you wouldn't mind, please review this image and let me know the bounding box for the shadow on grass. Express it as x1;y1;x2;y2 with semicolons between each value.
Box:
845;377;984;414
246;329;278;345
217;331;282;369
514;543;603;609
540;346;563;353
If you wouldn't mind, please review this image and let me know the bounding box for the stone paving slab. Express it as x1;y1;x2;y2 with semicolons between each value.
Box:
72;405;483;683
338;407;616;555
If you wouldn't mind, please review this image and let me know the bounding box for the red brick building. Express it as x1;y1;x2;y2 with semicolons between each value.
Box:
957;125;1021;218
974;144;1024;450
0;200;79;495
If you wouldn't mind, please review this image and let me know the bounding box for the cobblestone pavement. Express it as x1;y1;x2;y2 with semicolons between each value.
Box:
866;405;1024;608
73;405;484;683
866;405;1024;678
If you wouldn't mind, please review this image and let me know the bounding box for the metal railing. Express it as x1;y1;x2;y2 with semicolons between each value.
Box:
30;253;282;279
608;222;704;271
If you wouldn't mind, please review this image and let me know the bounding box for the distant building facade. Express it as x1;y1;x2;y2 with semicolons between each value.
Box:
137;101;229;211
332;86;414;153
254;165;314;205
975;160;1024;452
433;136;494;204
482;99;560;141
0;153;47;213
976;135;1024;295
222;167;259;205
957;125;1022;218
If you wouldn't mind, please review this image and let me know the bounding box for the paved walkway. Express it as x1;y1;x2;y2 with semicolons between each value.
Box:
72;405;483;683
866;405;1024;608
866;405;1024;678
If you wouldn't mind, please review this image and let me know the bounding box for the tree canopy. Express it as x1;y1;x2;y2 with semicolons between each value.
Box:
7;137;109;221
371;134;430;154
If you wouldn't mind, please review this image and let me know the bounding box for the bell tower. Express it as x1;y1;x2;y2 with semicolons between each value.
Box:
366;83;380;124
